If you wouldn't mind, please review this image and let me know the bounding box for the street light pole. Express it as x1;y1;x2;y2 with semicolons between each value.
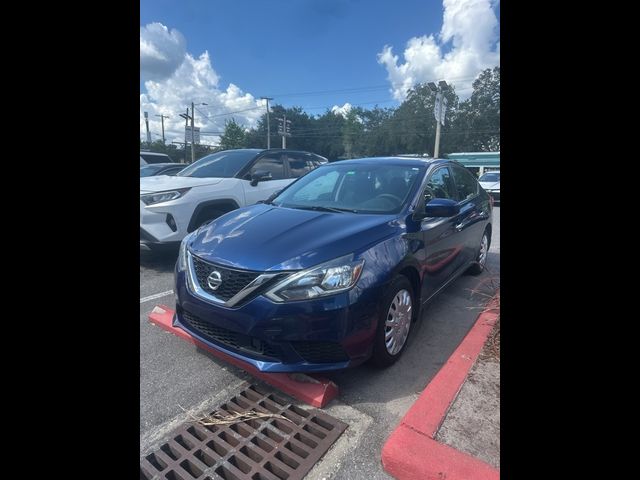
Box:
260;97;273;149
428;81;448;158
434;112;442;158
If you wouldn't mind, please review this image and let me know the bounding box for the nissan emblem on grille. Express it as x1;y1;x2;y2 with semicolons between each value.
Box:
207;270;222;290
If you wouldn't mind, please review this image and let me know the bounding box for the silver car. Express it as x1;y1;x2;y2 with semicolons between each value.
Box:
478;171;500;203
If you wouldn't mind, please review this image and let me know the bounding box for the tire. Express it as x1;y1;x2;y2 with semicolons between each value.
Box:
370;276;416;368
466;229;490;275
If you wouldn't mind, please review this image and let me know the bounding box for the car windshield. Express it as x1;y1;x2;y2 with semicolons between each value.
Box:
272;163;425;214
479;172;500;182
140;164;167;177
177;150;259;178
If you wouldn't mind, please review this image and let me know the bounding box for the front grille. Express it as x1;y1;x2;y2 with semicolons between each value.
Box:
191;254;261;301
291;341;349;363
182;310;280;359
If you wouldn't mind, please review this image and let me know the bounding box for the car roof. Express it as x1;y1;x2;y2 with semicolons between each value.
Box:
201;148;327;160
331;156;448;168
140;151;171;156
141;163;184;168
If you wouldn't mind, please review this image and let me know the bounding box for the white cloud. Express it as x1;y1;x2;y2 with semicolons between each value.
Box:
378;0;499;101
140;23;265;146
331;102;352;117
140;23;187;80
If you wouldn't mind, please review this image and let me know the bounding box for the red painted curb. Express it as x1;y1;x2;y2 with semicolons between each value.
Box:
381;305;500;480
148;305;339;408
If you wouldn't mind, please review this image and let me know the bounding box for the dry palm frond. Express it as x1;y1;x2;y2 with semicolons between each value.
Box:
178;405;296;427
480;316;500;361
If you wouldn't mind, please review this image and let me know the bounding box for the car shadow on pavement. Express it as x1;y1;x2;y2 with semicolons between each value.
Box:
173;252;500;415
325;251;500;414
140;247;180;273
143;250;500;428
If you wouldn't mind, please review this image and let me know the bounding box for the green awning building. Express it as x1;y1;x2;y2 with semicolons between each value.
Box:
446;152;500;175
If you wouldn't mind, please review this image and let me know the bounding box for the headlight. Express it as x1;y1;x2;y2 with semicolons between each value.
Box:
141;188;191;206
265;255;365;302
177;232;194;271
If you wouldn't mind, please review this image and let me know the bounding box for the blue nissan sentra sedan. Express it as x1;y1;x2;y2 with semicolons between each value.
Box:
173;157;492;372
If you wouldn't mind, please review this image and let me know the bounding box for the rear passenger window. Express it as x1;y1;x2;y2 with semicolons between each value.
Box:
287;154;315;178
451;165;479;202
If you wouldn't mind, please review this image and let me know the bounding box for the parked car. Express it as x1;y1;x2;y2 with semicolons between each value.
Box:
478;171;500;203
140;151;175;165
140;163;186;177
173;157;492;372
140;148;327;249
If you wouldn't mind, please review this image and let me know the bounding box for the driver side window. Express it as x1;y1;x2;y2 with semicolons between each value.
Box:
424;167;455;202
249;154;285;180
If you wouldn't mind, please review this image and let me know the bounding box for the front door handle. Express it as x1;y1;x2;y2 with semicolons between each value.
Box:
455;222;464;231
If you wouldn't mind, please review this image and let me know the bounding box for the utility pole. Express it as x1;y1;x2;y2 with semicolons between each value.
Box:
428;81;448;158
277;115;291;149
144;111;151;144
260;97;273;149
179;109;191;162
155;114;169;145
191;102;196;164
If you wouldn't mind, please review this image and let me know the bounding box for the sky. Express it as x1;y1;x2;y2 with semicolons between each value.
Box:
140;0;500;145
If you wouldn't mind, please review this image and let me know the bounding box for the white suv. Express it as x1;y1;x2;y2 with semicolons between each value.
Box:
140;148;327;248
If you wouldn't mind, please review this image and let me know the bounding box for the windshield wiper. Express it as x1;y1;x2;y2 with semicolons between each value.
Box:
292;205;357;214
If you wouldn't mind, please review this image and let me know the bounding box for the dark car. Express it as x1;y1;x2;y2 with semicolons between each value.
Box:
140;163;186;177
174;157;492;372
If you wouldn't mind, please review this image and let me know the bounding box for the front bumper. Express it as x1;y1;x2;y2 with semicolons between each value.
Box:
140;199;192;246
173;268;381;372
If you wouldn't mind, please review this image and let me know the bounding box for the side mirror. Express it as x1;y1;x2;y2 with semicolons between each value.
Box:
424;198;460;217
250;170;272;186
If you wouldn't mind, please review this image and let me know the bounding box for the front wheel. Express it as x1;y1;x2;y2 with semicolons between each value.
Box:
467;230;490;275
370;276;416;368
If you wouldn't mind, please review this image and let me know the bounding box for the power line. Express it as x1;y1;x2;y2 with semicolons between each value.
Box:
261;75;480;99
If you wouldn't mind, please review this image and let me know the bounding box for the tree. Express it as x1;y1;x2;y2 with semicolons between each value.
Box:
452;67;500;152
342;108;365;158
241;67;499;158
219;118;247;150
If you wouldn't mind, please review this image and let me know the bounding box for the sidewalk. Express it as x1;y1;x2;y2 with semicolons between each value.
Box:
381;295;500;479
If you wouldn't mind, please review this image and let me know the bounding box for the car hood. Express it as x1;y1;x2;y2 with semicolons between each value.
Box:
140;175;225;193
479;181;500;190
187;203;400;271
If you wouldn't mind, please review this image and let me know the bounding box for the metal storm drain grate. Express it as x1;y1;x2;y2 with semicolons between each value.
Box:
140;384;348;480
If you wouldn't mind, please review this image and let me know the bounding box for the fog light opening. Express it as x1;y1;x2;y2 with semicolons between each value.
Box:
166;214;177;232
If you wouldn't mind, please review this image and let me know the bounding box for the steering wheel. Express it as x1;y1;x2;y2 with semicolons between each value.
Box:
375;193;403;205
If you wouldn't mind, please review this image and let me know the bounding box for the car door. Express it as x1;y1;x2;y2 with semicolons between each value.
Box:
242;153;292;205
449;164;487;266
417;166;467;300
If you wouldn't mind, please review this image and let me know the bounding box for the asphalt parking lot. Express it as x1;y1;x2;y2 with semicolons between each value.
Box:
140;207;500;479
